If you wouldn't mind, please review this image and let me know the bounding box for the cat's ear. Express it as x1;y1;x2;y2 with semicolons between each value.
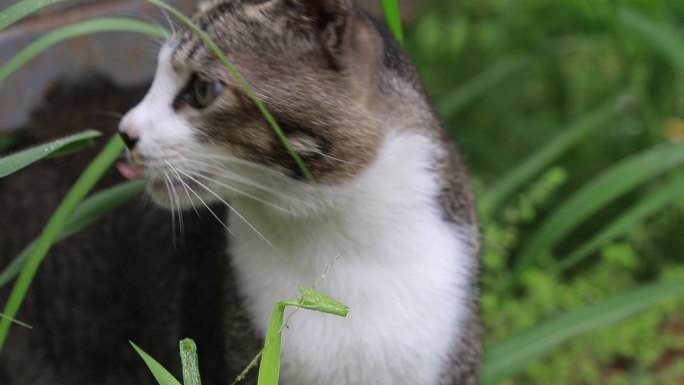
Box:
296;0;382;76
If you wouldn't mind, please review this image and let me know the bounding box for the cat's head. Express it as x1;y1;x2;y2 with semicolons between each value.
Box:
118;0;390;211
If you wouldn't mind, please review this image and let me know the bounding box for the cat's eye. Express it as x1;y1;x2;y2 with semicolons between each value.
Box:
190;76;223;109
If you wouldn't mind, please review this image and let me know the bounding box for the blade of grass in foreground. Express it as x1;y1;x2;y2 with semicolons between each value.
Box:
0;136;125;355
0;130;100;178
180;339;202;385
258;287;349;385
0;18;168;84
0;180;145;288
131;341;183;385
380;0;404;45
510;140;684;289
483;279;684;385
556;170;684;273
0;0;65;31
479;98;617;215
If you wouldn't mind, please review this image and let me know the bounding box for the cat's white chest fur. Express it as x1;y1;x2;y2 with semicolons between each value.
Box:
229;133;473;385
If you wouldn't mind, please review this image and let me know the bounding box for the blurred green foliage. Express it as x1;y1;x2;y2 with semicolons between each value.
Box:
405;0;684;383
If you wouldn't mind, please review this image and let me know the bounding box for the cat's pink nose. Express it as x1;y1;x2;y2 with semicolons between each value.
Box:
119;117;140;150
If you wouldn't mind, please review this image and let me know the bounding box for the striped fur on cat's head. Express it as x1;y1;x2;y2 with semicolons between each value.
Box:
118;0;397;211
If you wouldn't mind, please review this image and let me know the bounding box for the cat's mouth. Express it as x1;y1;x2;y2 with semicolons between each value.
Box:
116;160;216;207
116;161;144;181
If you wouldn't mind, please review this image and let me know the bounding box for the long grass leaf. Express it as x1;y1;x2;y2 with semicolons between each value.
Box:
131;341;182;385
0;180;145;287
0;0;64;31
258;302;288;385
0;136;125;354
620;7;684;74
380;0;404;45
438;55;529;119
556;171;684;273
0;130;100;178
511;140;684;288
258;289;348;385
479;98;617;214
180;339;202;385
483;280;684;385
0;18;168;84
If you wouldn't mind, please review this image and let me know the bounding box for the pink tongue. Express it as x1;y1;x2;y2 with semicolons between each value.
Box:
116;162;144;181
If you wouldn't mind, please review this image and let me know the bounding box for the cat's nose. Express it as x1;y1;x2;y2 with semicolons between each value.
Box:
118;115;140;150
119;130;139;150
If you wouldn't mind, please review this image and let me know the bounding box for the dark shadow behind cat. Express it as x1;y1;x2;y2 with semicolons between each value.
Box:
0;77;261;385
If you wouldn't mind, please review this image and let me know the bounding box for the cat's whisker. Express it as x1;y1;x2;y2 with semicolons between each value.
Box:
187;169;298;215
165;163;236;238
160;172;179;247
307;147;361;167
183;158;308;202
90;110;125;119
191;152;296;183
174;168;277;250
159;8;177;35
167;162;201;217
164;171;185;247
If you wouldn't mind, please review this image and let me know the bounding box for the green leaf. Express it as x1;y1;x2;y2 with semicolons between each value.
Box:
556;170;684;273
438;55;529;119
131;341;182;385
483;280;684;385
257;289;348;385
511;140;684;288
0;0;65;31
258;302;287;385
620;7;684;75
180;339;202;385
0;181;145;288
479;99;617;215
380;0;404;45
298;286;349;317
0;18;168;84
0;136;125;354
0;130;100;178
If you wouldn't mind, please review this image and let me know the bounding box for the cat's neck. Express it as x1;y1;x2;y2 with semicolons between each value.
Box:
228;130;445;253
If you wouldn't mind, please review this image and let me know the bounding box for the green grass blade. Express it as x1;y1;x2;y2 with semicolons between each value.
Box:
0;136;125;355
0;130;100;178
0;18;168;84
297;286;349;316
257;290;348;385
620;7;684;75
380;0;404;45
0;0;65;31
0;180;145;287
479;98;617;215
438;56;529;119
510;140;684;288
131;341;183;385
180;339;202;385
483;279;684;385
556;170;684;273
257;302;287;385
146;0;315;185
